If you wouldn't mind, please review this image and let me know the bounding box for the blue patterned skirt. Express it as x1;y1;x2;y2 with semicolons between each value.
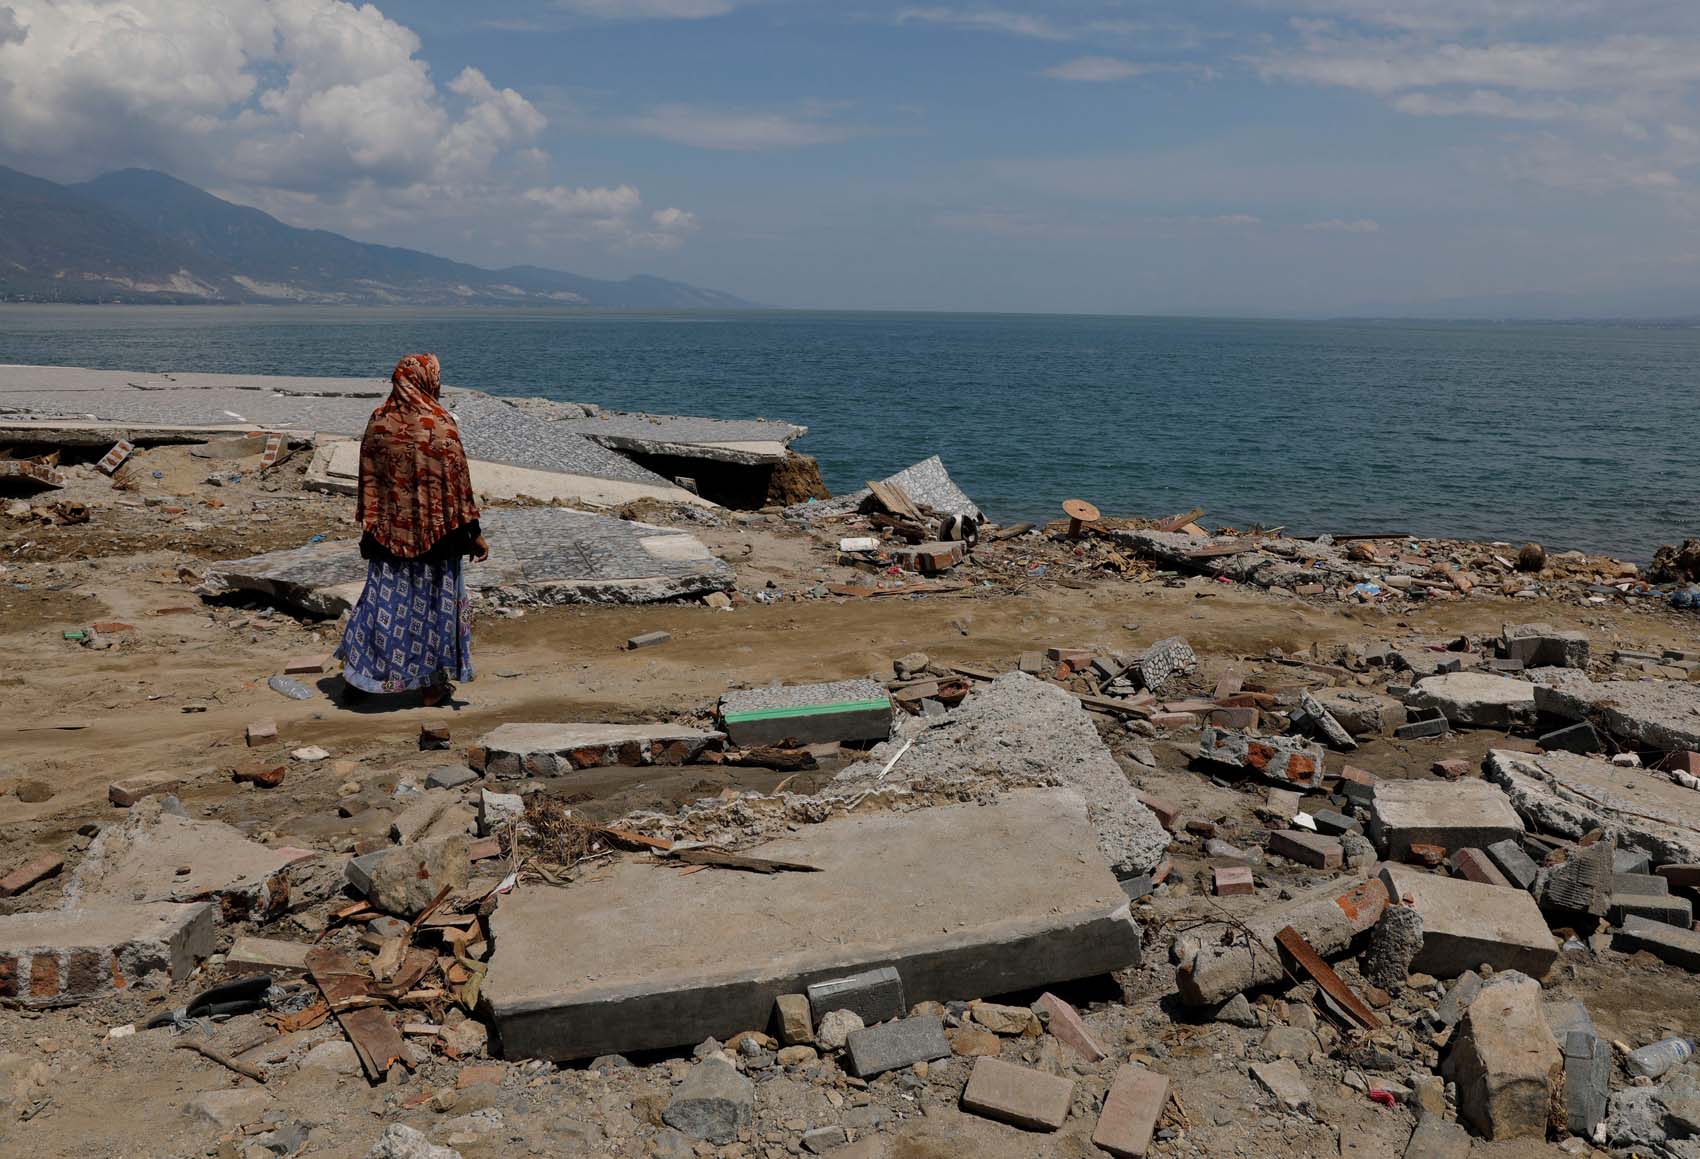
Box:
336;557;474;693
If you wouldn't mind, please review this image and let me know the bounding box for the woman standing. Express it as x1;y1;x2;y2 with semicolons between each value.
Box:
337;354;489;707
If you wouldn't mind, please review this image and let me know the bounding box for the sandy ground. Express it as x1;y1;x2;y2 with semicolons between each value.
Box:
2;440;1698;1158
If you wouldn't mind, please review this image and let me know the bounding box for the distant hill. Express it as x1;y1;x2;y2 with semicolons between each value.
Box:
0;165;755;308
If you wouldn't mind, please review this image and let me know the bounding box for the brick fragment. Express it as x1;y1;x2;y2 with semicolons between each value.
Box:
1093;1064;1170;1158
1035;992;1106;1063
108;775;181;807
1214;865;1255;896
1136;793;1184;832
245;720;278;747
1268;830;1343;869
960;1056;1074;1131
0;853;64;898
1452;848;1512;888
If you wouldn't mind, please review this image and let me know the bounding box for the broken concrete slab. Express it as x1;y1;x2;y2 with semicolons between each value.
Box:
1404;672;1537;730
1196;728;1326;790
1368;778;1524;861
1297;691;1357;750
1307;689;1403;738
1502;624;1589;669
477;722;725;779
1379;864;1557;979
1532;668;1700;752
789;455;982;522
719;680;893;747
1483;748;1700;867
552;409;804;467
64;797;296;922
1176;876;1389;1006
484;791;1142;1060
202;507;734;617
1546;997;1610;1138
0;902;214;1006
1448;971;1561;1140
831;673;1169;876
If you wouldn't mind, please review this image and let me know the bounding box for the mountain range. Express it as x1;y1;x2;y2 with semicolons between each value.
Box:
0;165;754;308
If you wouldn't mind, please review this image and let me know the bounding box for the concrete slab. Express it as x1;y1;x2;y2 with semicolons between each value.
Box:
0;903;214;1006
1379;863;1557;979
1483;749;1700;867
788;455;982;521
1405;672;1537;730
478;722;725;779
719;680;893;747
1532;668;1700;752
201;507;734;616
553;410;805;467
64;798;295;921
484;791;1142;1060
1369;779;1524;860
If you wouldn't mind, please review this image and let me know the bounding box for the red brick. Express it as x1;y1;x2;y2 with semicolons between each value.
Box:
651;740;689;766
66;949;105;998
1093;1064;1170;1157
245;720;278;747
961;1056;1074;1131
1136;793;1184;832
456;1063;506;1089
1666;751;1700;775
29;952;59;1000
1407;842;1446;867
1267;830;1342;869
465;745;488;772
108;775;182;807
1214;865;1256;896
0;852;64;898
1431;759;1469;780
1452;848;1512;888
1184;819;1217;839
284;654;331;674
1147;712;1196;730
1338;765;1376;787
0;954;16;999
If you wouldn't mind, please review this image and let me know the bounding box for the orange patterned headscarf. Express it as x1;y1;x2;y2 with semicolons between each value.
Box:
356;354;480;558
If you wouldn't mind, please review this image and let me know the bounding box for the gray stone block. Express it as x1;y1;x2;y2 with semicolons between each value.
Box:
425;765;479;790
1546;998;1609;1138
661;1055;753;1145
1310;809;1363;836
1609;893;1693;927
1485;839;1540;892
1614;848;1653;876
1394;716;1450;740
806;966;905;1025
1538;721;1602;755
844;1015;949;1077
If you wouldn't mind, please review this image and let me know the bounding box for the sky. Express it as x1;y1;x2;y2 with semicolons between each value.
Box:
2;1;1699;315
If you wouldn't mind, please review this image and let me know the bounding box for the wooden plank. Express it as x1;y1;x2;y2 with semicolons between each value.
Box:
866;479;923;522
1069;690;1156;719
1154;507;1204;533
339;1007;408;1080
673;848;822;874
947;662;1000;682
1185;541;1261;560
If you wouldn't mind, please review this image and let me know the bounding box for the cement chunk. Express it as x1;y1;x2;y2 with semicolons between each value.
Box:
1196;728;1326;789
1484;748;1700;867
1532;668;1700;751
1405;672;1537;730
661;1054;752;1145
1615;914;1700;970
64;798;294;921
478;721;724;778
0;902;214;1007
1449;972;1561;1140
1369;779;1523;860
1379;864;1556;979
1251;1059;1312;1112
485;791;1142;1060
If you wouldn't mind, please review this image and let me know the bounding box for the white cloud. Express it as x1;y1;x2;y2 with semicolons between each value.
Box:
894;7;1069;41
555;0;734;18
1304;217;1381;232
1042;56;1145;83
626;104;851;150
652;207;698;231
524;184;644;216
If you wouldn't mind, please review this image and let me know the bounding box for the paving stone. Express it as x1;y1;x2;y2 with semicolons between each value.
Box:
1268;829;1343;869
1393;716;1451;740
1379;863;1557;979
1310;809;1362;836
1213;864;1255;896
625;631;672;650
661;1054;753;1145
1369;779;1523;861
425;766;478;791
719;679;893;747
107;774;182;807
486;791;1141;1060
845;1015;950;1078
960;1056;1073;1131
807;966;905;1025
1092;1065;1168;1156
1451;972;1561;1140
1616;914;1700;969
0;902;213;1006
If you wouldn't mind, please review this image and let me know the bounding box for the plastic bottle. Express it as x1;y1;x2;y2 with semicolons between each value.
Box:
1627;1037;1694;1079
